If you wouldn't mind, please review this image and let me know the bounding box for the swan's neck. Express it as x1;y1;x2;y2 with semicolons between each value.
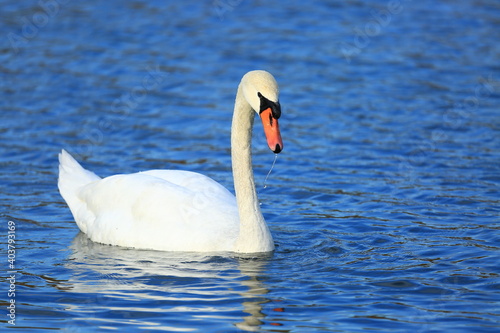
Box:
231;84;274;253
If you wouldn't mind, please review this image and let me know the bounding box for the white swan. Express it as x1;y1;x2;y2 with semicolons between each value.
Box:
58;70;283;253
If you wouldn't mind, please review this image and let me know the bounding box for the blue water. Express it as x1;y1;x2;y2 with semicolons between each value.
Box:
1;0;499;331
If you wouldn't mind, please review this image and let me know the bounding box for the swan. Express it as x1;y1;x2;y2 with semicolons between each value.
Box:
58;70;283;253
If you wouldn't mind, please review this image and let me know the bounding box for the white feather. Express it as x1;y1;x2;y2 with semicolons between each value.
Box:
58;70;280;253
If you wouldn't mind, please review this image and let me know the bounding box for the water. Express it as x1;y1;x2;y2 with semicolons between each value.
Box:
263;154;278;189
1;0;499;331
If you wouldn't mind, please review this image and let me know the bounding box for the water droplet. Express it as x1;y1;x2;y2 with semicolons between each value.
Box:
263;154;278;189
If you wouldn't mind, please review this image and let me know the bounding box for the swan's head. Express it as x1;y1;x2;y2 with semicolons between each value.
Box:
241;70;283;153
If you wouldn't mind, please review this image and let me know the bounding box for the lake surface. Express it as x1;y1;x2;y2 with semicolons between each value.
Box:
1;0;499;331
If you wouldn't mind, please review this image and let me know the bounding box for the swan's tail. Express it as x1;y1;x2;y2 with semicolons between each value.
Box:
58;150;100;226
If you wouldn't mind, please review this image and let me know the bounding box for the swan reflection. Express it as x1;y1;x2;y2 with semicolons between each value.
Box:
64;233;275;331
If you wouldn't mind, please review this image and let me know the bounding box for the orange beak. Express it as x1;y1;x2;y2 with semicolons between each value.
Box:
260;108;283;153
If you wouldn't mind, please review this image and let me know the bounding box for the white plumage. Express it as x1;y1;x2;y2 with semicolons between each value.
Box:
58;70;283;253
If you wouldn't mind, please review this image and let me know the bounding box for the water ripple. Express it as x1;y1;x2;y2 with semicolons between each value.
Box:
1;0;499;331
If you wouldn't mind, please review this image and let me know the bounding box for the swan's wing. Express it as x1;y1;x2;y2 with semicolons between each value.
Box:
76;171;239;251
140;169;235;202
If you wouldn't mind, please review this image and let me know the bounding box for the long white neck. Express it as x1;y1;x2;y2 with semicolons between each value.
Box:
231;84;274;253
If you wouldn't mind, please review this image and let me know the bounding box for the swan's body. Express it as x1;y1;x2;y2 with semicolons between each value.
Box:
58;70;283;253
